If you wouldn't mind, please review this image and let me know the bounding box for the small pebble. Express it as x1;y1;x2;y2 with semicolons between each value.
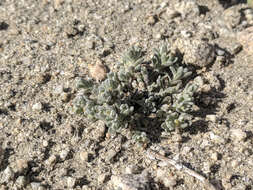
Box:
244;9;253;21
60;149;69;160
30;182;45;190
216;48;225;56
230;128;247;142
125;165;139;174
163;177;177;188
223;7;241;29
231;184;247;190
60;92;71;103
231;159;241;167
216;55;226;64
37;73;51;84
1;166;14;183
132;17;138;22
85;40;95;49
42;140;48;147
245;13;253;21
181;146;192;155
90;121;106;140
200;139;211;148
174;0;200;18
171;134;182;143
54;85;64;95
156;168;166;179
229;42;242;55
88;61;107;82
32;102;43;111
15;176;27;188
154;33;162;40
15;159;28;173
110;173;150;190
210;152;219;161
67;176;76;188
79;151;90;162
181;30;192;38
206;114;217;122
160;2;168;8
105;149;118;163
165;9;180;19
98;173;108;184
156;168;177;188
244;9;253;15
157;161;168;167
54;0;64;9
237;26;253;55
203;162;211;174
172;38;215;67
210;132;225;144
147;15;157;25
46;155;57;166
194;76;204;87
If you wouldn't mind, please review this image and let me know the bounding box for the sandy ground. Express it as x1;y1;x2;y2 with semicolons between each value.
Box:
0;0;253;189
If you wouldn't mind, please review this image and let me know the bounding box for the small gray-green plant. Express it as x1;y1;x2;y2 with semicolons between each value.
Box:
73;44;198;143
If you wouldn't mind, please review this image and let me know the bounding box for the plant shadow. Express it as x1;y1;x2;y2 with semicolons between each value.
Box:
218;0;247;8
142;85;226;144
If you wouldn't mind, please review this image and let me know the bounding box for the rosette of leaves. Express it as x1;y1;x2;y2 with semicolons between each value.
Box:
73;44;198;143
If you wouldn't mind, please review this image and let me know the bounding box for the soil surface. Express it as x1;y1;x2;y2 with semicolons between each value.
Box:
0;0;253;189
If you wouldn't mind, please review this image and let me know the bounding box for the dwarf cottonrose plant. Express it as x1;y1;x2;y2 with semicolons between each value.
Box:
73;44;198;143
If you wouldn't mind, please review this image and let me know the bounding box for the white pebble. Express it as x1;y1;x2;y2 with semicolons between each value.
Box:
206;114;217;122
230;128;247;142
67;177;76;188
15;176;27;188
79;151;89;162
125;165;139;174
60;149;69;160
1;166;14;183
209;132;225;144
181;30;192;38
54;85;64;95
32;102;43;111
210;152;219;161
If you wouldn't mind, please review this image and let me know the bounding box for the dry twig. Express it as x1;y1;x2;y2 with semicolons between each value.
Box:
146;149;220;190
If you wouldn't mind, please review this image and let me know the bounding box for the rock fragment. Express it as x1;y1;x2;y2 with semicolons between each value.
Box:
66;176;76;188
79;151;90;162
15;176;27;188
146;15;157;25
230;128;247;142
88;61;107;82
223;7;241;29
174;0;200;18
210;152;219;161
173;38;215;67
125;165;140;174
30;182;45;190
98;173;109;184
110;173;151;190
156;168;177;188
32;102;43;111
14;159;29;173
206;114;217;123
0;166;14;183
237;26;253;55
165;9;180;20
59;149;70;160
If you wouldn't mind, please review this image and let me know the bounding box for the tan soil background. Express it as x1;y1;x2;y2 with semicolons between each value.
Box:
0;0;253;189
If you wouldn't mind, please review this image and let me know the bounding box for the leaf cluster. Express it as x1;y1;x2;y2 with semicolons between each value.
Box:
73;44;198;143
